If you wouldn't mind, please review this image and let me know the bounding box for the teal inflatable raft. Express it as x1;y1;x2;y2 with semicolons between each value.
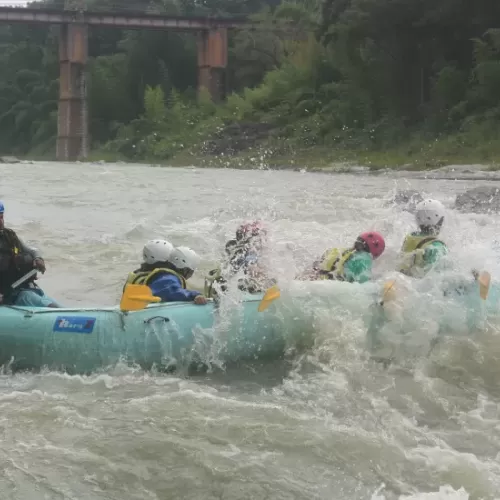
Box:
0;278;385;374
0;275;497;374
0;293;298;374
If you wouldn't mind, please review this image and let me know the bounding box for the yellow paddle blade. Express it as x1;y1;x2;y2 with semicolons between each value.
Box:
258;285;281;312
120;284;161;311
382;279;397;304
478;271;491;300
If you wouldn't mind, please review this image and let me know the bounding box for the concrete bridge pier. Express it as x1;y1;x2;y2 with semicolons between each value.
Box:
56;23;230;161
197;28;228;103
57;22;88;161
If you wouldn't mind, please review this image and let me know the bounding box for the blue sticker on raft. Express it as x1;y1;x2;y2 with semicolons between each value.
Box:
53;316;96;334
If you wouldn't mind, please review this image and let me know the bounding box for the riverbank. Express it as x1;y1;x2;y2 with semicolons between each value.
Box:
83;117;500;173
9;121;500;178
86;139;500;178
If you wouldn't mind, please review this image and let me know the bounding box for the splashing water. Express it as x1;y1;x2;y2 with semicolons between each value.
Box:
1;162;500;499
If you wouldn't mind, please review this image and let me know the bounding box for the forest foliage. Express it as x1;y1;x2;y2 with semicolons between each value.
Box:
2;0;500;165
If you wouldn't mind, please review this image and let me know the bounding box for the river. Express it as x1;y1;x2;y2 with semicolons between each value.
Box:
0;161;499;500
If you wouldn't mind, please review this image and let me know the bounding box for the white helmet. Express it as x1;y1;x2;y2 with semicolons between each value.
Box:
415;199;446;227
142;240;174;265
169;246;201;272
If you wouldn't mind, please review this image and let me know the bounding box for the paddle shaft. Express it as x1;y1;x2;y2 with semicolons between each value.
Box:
11;268;38;289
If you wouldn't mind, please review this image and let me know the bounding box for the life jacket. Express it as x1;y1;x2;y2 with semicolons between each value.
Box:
318;247;355;281
397;234;447;276
125;267;186;289
0;228;36;294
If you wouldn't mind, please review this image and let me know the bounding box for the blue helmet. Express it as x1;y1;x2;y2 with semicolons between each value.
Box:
0;201;4;213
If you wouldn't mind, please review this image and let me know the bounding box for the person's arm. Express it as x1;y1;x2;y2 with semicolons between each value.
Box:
149;274;202;302
18;237;45;272
18;237;43;260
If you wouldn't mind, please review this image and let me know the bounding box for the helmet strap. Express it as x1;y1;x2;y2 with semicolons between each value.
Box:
181;268;194;279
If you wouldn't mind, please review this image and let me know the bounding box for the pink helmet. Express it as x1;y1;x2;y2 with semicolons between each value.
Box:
359;231;385;258
236;221;267;241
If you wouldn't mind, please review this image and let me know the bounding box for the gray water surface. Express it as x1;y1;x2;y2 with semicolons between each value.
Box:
0;162;498;500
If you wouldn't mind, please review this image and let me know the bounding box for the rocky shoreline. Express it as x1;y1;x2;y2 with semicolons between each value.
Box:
302;163;500;182
391;185;500;214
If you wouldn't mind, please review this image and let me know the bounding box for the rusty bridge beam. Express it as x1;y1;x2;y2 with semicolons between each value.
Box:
0;7;248;30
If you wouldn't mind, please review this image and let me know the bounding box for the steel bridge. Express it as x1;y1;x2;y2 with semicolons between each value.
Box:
0;2;252;160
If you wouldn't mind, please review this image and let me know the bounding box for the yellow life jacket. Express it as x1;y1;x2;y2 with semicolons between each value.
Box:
125;267;186;289
398;234;446;275
318;247;355;280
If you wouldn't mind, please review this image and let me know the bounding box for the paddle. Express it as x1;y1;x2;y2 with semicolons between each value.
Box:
258;269;491;314
258;284;281;312
11;268;38;290
120;284;161;311
381;269;491;305
0;269;39;307
259;278;402;312
380;279;397;306
477;270;491;301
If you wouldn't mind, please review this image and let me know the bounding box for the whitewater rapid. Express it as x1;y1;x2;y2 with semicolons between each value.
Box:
0;161;499;500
